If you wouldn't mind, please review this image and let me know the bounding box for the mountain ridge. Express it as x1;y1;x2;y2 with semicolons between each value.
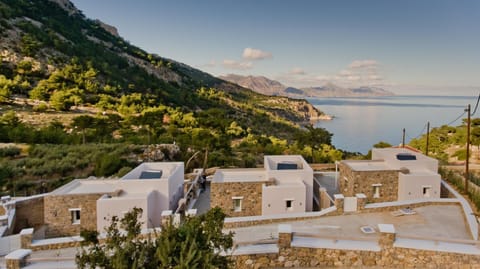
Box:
220;74;394;98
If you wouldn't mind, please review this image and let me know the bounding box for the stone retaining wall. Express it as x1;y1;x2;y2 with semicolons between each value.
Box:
232;246;480;268
13;196;44;233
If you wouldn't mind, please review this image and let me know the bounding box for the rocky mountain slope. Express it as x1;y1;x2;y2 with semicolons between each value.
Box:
0;0;325;134
220;74;394;98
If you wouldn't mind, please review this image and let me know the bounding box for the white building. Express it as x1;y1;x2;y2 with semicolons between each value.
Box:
211;155;313;216
373;148;441;200
47;162;184;234
339;148;441;202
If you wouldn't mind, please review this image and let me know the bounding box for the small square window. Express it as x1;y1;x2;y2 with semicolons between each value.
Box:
70;209;81;224
232;198;242;212
286;200;293;211
423;186;431;198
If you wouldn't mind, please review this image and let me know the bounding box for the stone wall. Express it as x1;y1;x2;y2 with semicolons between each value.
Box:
339;163;399;203
233;246;480;268
14;196;45;233
43;193;104;238
211;181;263;217
232;225;480;268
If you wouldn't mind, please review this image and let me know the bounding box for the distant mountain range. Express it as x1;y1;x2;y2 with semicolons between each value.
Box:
219;74;394;98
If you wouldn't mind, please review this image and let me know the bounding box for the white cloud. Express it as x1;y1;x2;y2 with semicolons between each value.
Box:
348;59;378;69
242;47;272;60
276;59;386;88
338;69;353;77
222;59;253;70
289;67;306;75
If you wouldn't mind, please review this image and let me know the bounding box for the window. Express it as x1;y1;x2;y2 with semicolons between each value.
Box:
372;184;382;198
285;200;294;211
69;208;81;224
232;197;243;212
422;186;431;198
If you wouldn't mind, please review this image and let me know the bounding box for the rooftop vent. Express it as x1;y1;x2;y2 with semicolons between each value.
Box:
139;170;163;179
277;162;298;170
396;153;416;161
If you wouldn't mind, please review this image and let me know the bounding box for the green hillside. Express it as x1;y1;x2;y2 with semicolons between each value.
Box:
0;0;342;195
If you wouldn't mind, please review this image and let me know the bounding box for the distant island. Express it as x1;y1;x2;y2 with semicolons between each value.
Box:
219;74;394;98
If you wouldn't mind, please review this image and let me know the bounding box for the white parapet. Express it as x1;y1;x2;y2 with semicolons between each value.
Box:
377;224;395;234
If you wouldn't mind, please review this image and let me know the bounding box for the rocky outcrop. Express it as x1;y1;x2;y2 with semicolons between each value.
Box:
140;144;180;162
95;20;120;37
48;0;80;15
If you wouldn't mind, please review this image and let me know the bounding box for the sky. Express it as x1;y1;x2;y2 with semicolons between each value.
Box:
71;0;480;95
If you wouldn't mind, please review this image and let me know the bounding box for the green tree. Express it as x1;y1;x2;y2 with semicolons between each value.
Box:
365;141;393;159
72;115;95;144
50;90;73;111
294;125;332;162
77;207;233;269
0;75;13;102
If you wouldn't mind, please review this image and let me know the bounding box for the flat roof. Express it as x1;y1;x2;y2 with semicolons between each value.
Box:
228;204;471;244
373;147;436;162
342;160;396;171
51;179;120;195
265;155;310;171
213;168;267;183
401;169;440;176
121;162;183;180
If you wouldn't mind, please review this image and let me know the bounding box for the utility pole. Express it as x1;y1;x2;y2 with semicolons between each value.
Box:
402;128;406;148
425;121;430;156
466;104;471;194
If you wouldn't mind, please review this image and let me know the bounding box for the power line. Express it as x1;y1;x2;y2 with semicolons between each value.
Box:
405;123;429;141
445;111;467;126
471;93;480;116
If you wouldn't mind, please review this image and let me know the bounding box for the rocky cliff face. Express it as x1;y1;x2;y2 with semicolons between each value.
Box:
95;20;120;37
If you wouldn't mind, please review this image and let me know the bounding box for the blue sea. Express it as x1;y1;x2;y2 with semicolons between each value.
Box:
310;95;480;154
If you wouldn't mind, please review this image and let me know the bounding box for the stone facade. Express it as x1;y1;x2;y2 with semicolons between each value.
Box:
339;163;399;203
210;181;263;217
43;193;104;237
13;196;45;233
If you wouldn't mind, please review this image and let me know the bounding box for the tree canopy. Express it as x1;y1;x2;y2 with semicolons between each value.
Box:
76;207;234;269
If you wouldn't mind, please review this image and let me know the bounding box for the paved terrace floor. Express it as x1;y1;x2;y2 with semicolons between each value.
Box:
227;204;471;243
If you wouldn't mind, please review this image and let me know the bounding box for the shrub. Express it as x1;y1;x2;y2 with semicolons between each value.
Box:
0;146;21;158
116;166;132;177
32;103;48;112
95;153;122;177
